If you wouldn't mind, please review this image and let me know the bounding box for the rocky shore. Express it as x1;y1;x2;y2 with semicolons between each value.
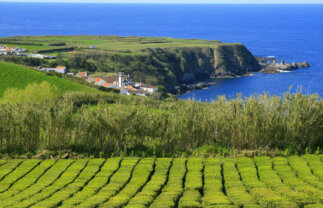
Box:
257;57;311;73
174;57;311;95
174;81;216;95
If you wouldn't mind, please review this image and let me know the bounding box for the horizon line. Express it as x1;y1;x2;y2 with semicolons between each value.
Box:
0;1;323;4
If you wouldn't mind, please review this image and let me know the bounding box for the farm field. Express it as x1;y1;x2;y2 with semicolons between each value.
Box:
0;155;322;208
0;35;221;54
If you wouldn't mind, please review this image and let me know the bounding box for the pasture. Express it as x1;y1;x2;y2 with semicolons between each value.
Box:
0;35;221;54
0;155;322;208
0;62;94;97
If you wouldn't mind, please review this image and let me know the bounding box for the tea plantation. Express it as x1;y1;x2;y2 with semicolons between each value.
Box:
0;155;322;208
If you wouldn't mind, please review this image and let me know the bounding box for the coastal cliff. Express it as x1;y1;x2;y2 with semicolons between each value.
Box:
135;44;261;92
0;35;309;95
212;44;261;78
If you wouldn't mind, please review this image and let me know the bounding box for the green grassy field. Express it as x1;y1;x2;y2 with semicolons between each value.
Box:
0;35;221;54
0;61;95;97
0;155;322;208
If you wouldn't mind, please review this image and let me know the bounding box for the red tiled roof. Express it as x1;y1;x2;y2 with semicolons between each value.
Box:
76;72;87;77
56;66;66;69
104;76;118;83
125;86;137;91
94;78;101;83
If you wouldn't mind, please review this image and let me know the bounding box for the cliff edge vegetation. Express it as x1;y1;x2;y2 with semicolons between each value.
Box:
0;35;261;92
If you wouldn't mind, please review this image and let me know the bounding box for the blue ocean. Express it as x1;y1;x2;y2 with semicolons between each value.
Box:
0;3;322;101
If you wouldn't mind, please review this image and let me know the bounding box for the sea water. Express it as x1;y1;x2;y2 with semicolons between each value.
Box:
0;3;322;101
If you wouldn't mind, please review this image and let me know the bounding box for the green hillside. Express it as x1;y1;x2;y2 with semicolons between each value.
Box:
0;36;261;92
0;61;94;97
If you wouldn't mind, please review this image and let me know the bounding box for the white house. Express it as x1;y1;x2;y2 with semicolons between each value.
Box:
40;66;67;74
29;54;45;59
133;89;148;96
89;45;97;49
142;86;158;94
134;82;146;87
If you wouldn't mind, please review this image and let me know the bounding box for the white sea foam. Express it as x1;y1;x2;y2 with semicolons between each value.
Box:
278;70;291;73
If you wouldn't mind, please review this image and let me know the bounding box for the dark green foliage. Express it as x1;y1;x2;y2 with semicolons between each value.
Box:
36;47;75;54
213;44;261;76
0;56;52;68
0;38;43;46
48;42;66;46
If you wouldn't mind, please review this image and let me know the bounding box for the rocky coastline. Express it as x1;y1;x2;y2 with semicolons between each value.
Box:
257;57;311;73
174;81;216;95
174;57;311;95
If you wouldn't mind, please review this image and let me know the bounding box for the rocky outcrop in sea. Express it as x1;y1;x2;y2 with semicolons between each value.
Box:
257;57;310;73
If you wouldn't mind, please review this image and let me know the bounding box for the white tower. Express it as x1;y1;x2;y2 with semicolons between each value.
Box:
118;72;125;87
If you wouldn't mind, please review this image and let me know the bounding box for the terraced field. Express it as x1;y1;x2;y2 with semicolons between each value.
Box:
0;155;322;208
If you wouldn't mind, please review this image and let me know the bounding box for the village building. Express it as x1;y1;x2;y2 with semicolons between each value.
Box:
94;78;106;86
133;82;146;87
76;72;88;78
71;70;157;96
43;55;56;59
89;45;97;49
38;66;67;74
29;54;45;59
132;89;148;96
120;88;131;95
104;76;119;85
142;86;159;94
85;77;95;83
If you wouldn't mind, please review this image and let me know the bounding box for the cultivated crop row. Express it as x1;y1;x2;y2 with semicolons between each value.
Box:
202;158;231;207
253;156;310;205
288;156;323;189
9;159;87;208
60;158;121;207
272;157;323;204
0;156;322;208
302;154;323;181
178;158;203;208
0;160;55;200
236;157;296;208
30;159;105;208
77;158;139;207
101;158;155;208
150;158;187;208
125;158;172;208
222;158;257;207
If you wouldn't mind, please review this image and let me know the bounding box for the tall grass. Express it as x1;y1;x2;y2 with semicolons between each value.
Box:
0;83;322;156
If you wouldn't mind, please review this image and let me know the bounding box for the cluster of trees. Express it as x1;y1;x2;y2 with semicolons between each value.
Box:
0;82;321;157
0;56;55;67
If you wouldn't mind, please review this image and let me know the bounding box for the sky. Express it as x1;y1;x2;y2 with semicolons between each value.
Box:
1;0;323;3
